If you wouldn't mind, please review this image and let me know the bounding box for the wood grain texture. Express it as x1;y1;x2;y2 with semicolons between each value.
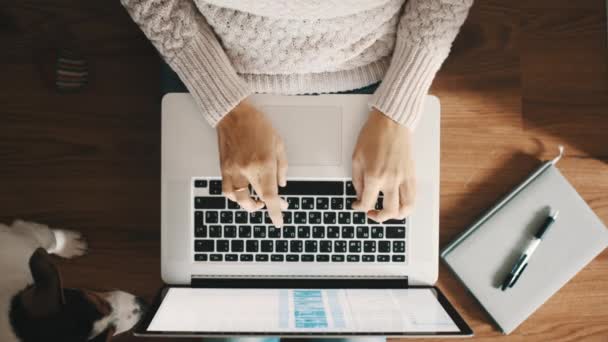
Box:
0;1;606;341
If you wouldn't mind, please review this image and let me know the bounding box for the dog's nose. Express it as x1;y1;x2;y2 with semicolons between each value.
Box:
135;297;148;313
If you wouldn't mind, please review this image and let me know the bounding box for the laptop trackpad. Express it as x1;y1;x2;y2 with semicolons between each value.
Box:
261;105;342;166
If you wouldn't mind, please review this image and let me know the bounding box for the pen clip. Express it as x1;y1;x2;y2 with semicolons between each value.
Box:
550;145;564;166
509;263;529;288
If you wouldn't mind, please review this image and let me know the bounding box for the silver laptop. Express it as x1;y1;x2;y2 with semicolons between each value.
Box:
135;93;472;337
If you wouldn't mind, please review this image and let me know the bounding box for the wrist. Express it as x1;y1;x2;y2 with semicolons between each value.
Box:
369;108;412;134
217;99;252;131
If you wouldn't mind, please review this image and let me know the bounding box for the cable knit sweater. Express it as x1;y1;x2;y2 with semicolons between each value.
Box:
121;0;473;128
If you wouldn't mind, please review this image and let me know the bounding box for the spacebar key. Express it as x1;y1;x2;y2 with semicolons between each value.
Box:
279;181;344;196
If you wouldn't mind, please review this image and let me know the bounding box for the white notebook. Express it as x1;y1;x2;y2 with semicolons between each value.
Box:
441;151;608;334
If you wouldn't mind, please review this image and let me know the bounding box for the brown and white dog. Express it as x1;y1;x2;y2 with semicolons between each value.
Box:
1;220;145;342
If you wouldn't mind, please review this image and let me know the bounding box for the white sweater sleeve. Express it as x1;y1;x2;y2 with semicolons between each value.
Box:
121;0;251;127
370;0;474;128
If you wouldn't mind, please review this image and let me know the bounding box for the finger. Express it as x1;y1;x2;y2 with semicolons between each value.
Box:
368;187;399;223
221;172;236;202
352;176;381;212
248;168;284;227
351;159;363;201
231;174;264;212
397;180;415;219
276;139;288;187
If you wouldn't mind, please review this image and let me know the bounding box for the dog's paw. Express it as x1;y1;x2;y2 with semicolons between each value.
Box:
50;230;88;258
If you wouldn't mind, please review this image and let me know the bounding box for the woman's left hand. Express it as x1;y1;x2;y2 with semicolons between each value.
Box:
351;109;416;222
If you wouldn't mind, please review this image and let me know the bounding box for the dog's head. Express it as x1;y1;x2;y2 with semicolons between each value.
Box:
9;248;146;342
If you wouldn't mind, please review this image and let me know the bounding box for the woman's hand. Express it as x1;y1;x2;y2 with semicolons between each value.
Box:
216;100;288;227
351;109;415;222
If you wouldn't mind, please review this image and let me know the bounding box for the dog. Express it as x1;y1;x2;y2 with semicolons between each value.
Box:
1;220;145;342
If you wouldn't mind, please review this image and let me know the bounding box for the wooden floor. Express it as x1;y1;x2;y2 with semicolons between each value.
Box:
1;1;607;341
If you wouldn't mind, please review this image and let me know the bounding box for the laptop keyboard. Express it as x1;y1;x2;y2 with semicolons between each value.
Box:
192;178;408;264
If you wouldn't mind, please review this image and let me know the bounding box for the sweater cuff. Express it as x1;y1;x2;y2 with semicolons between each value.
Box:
171;32;252;127
370;43;448;128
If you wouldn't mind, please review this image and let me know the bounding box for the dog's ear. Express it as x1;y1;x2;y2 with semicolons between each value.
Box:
89;326;116;342
22;248;65;317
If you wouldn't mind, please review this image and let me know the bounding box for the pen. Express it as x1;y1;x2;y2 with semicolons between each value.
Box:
501;210;559;291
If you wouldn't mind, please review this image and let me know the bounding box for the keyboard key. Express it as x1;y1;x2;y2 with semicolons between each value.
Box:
195;225;207;238
332;255;345;262
264;212;273;224
308;211;321;224
205;211;219;223
223;225;237;238
298;226;311;238
220;211;233;223
305;240;318;253
371;226;384;239
227;199;240;209
194;180;208;188
268;226;281;238
393;241;406;253
210;254;223;261
256;254;269;262
301;254;314;262
286;254;299;262
194;211;204;228
316;197;329;209
209;180;222;195
240;254;254;262
239;225;252;238
209;225;222;238
342;226;355;239
347;255;360;262
195;253;208;261
316;254;330;262
327;226;340;238
195;197;225;209
225;254;238;261
353;212;366;224
246;240;259;252
271;254;284;262
235;211;248;224
279;181;344;196
364;241;376;253
313;226;325;238
379;241;391;253
362;255;375;262
283;226;296;238
348;241;361;253
276;240;288;252
261;240;274;252
320;240;332;253
231;240;244;252
282;212;292;224
286;197;300;210
331;197;344;210
377;254;390;262
384;218;406;225
346;197;356;210
334;241;347;253
253;226;266;238
323;212;336;224
356;226;369;238
294;212;307;224
346;181;357;196
195;240;214;252
386;227;406;239
392;255;406;262
338;212;351;224
216;240;229;252
250;211;263;224
290;240;303;253
375;197;383;210
301;197;315;210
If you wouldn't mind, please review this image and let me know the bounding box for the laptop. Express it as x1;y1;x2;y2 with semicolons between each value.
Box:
135;93;472;337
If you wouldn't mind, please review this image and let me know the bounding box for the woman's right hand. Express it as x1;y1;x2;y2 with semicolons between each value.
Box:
216;100;288;227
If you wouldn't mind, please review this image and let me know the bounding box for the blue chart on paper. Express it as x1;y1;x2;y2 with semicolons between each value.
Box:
293;290;328;328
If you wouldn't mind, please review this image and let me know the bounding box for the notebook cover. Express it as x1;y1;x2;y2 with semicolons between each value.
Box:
441;162;608;334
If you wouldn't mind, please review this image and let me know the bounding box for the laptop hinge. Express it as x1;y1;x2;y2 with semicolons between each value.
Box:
191;275;409;289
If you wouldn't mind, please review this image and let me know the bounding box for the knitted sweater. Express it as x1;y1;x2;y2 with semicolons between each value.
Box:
121;0;473;128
